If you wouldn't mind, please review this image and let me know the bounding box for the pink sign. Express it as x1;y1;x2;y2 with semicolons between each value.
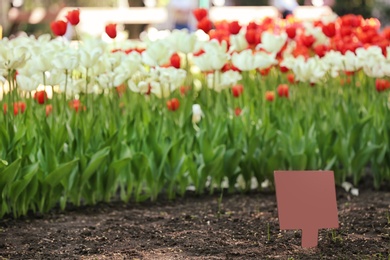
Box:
274;171;339;248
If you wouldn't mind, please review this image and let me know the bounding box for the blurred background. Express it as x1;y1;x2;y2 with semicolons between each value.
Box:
0;0;389;38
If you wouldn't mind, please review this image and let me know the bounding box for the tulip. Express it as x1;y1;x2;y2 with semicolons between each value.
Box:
265;91;275;102
322;22;336;38
286;25;297;39
206;70;242;92
142;40;171;67
234;107;242;116
13;102;26;115
50;20;67;36
69;99;85;112
66;9;80;26
193;8;208;22
287;73;295;84
166;98;180;111
245;29;260;45
277;84;289;98
34;90;47;104
258;32;287;54
228;21;241;35
192;104;203;123
170;53;181;69
375;79;390;92
229;33;248;52
232;84;243;97
45;104;53;117
192;41;229;72
3;104;7;114
16;75;39;92
105;23;117;39
197;18;213;34
167;30;197;54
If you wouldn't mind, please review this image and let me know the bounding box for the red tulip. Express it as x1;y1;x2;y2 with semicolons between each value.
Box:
166;98;180;111
279;65;289;73
259;67;271;76
232;84;244;97
375;79;390;92
301;34;315;48
193;8;208;22
105;23;117;39
3;104;7;114
69;99;85;112
247;21;258;30
287;73;295;84
228;21;241;35
180;86;190;96
34;90;47;104
197;17;213;34
66;9;80;26
50;20;67;36
13;102;26;115
235;107;242;116
265;91;275;102
314;44;328;58
170;53;181;69
277;84;289;98
285;25;297;39
245;29;261;45
322;22;336;38
45;105;53;117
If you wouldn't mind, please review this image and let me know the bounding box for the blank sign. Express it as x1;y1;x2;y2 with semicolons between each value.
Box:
274;171;339;248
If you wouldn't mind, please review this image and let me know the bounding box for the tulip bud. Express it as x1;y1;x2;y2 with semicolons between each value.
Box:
192;104;203;124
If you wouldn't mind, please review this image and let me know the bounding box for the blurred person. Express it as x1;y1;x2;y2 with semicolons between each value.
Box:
169;0;197;31
271;0;298;18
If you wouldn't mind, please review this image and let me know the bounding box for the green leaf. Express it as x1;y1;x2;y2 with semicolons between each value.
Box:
81;147;111;184
223;148;242;177
45;159;80;187
0;159;8;167
0;158;22;192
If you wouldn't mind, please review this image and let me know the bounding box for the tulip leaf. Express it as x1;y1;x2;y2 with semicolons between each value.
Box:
45;159;80;187
0;158;22;192
81;147;111;184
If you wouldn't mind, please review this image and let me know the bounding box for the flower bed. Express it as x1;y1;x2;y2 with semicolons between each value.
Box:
0;9;390;218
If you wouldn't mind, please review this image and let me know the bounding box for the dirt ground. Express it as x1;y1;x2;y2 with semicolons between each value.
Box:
0;186;389;259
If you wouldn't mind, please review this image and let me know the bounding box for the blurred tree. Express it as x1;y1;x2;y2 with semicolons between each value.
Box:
373;0;390;27
332;0;375;18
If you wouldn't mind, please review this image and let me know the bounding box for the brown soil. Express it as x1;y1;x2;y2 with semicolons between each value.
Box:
0;188;389;260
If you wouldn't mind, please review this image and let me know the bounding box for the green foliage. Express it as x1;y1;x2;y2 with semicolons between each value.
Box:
0;68;389;218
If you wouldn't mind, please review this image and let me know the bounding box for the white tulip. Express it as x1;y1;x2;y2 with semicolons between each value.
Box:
0;42;28;73
232;49;257;71
255;51;278;70
257;31;287;54
321;50;344;78
192;104;203;124
292;56;327;84
128;80;150;94
167;29;197;54
192;41;229;71
52;49;79;71
16;75;39;91
207;70;242;92
229;33;248;52
142;40;171;67
79;47;103;68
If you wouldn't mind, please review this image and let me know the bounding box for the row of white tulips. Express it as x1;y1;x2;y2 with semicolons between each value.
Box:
1;28;390;98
